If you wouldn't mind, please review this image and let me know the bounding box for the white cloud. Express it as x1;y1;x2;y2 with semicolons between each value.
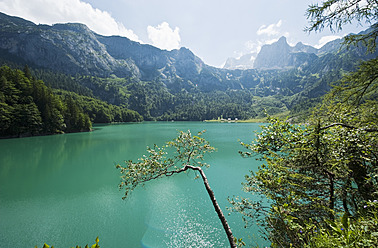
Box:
147;22;181;51
257;20;283;36
245;40;263;54
0;0;140;41
316;35;341;48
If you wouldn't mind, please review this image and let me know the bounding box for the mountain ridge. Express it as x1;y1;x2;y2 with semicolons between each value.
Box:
0;12;219;90
0;12;345;77
0;12;376;121
224;36;343;70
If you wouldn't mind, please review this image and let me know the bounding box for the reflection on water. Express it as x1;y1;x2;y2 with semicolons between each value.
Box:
140;174;226;247
0;122;267;247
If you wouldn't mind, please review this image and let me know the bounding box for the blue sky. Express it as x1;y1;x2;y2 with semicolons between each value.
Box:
0;0;369;67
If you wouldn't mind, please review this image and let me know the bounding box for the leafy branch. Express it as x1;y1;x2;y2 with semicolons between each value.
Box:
116;130;238;248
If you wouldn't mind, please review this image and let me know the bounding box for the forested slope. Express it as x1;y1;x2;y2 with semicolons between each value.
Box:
0;12;377;123
0;66;142;138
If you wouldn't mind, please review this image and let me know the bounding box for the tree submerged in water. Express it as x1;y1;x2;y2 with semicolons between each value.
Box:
116;130;239;248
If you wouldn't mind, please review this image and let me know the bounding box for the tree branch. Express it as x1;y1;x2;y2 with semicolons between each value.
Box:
140;165;189;183
138;164;237;247
320;123;378;132
185;165;237;248
118;131;234;246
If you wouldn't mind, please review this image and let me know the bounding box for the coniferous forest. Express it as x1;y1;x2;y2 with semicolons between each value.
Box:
0;65;142;137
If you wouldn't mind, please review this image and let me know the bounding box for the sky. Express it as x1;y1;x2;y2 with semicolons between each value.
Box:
0;0;370;67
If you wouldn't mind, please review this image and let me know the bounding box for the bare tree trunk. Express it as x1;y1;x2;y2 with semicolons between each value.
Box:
185;165;237;248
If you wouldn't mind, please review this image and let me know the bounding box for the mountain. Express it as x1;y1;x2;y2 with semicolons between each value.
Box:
0;12;376;121
252;37;337;69
0;14;129;77
224;36;343;70
292;41;318;54
223;53;256;70
0;12;213;89
0;12;277;93
254;37;293;69
0;12;363;87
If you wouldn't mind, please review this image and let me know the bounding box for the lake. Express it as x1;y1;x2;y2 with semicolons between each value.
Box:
0;122;267;247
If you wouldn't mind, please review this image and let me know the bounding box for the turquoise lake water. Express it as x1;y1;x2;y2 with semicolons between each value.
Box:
0;122;267;247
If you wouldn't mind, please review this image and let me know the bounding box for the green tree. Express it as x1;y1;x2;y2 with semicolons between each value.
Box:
230;1;378;247
0;65;94;137
13;98;43;135
304;200;378;248
305;0;378;52
116;130;238;248
0;102;13;135
231;114;377;247
63;96;91;132
23;64;32;80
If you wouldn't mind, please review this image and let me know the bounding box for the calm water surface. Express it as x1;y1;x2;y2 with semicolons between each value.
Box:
0;122;267;247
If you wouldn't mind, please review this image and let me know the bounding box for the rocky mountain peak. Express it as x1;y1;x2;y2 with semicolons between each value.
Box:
223;32;349;70
277;36;288;44
52;23;93;34
294;42;305;50
229;36;326;70
269;36;290;51
293;42;318;54
0;12;35;28
253;36;291;69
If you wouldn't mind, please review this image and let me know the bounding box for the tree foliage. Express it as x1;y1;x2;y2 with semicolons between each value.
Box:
328;57;378;105
0;65;91;137
231;113;377;247
55;90;143;123
0;65;142;138
117;130;214;197
116;130;238;248
305;0;378;51
229;1;378;247
304;200;378;248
